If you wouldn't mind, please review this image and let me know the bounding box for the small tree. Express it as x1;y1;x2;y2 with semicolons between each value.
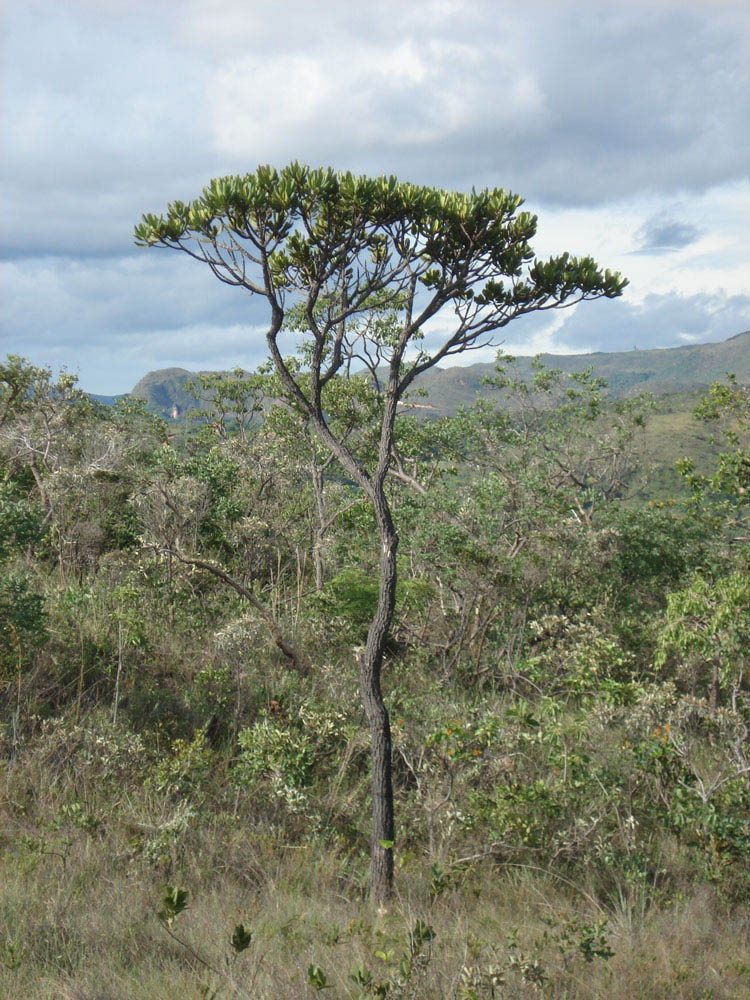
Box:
657;571;750;712
135;163;626;899
679;374;750;550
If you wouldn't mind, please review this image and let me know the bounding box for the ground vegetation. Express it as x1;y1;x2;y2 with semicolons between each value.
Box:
1;175;749;996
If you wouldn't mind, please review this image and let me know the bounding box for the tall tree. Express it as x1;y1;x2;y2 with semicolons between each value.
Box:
135;163;627;900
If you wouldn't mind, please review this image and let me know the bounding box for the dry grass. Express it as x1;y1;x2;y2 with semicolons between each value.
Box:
4;685;750;999
3;816;750;1000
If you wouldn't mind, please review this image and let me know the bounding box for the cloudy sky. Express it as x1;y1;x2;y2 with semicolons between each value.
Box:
1;0;749;394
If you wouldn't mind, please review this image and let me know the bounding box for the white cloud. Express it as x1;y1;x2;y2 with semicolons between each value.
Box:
526;181;750;303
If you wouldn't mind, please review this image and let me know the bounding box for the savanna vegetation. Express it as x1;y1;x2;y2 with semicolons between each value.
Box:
2;166;750;998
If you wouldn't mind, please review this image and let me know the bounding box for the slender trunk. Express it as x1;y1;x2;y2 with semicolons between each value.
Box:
358;486;397;902
311;458;326;592
265;302;407;901
710;658;720;713
113;621;123;725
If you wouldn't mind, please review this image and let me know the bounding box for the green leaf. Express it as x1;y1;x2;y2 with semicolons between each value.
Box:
307;964;332;990
231;922;253;953
158;885;188;927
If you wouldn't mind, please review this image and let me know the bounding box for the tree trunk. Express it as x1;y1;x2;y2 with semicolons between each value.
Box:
313;531;324;593
358;487;397;902
710;658;720;713
311;458;326;592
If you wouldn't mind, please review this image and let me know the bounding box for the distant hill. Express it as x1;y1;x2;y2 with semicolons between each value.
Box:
89;393;125;407
408;330;750;416
129;331;750;419
130;368;206;419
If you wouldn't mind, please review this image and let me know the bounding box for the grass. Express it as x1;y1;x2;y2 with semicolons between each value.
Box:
3;724;750;1000
4;843;750;998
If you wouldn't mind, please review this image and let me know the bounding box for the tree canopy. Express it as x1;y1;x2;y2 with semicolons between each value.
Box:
134;164;625;424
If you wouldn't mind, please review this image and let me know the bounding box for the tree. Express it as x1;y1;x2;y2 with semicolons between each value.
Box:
657;377;750;713
0;357;93;525
0;478;46;750
401;358;651;688
135;163;627;900
657;571;750;713
679;374;750;550
0;357;156;579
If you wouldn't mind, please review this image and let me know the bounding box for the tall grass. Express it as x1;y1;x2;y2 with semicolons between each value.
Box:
3;712;750;1000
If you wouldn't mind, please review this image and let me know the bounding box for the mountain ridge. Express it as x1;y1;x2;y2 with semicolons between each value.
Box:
127;331;750;419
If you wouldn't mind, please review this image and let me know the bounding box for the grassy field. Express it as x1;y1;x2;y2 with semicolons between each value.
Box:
4;837;750;999
4;671;750;1000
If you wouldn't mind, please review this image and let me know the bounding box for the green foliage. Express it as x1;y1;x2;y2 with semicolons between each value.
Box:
612;504;708;587
230;923;252;954
314;567;434;640
316;568;379;632
234;703;355;821
0;575;46;672
679;375;750;535
543;914;615;964
5;338;750;992
137;163;625;313
57;799;103;837
0;482;47;674
308;964;332;991
0;481;43;560
185;367;265;442
158;885;188;927
656;570;750;700
149;731;217;796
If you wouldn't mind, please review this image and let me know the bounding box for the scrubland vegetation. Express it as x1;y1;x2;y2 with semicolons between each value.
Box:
3;166;750;997
2;350;750;999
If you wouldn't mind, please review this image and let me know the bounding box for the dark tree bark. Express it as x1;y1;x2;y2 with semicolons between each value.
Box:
357;489;398;899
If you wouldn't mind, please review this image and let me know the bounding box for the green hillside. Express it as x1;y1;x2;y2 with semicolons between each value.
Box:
411;329;750;415
125;333;750;502
129;331;750;420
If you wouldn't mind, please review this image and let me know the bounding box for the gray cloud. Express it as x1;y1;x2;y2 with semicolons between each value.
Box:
634;214;704;253
2;1;749;258
222;1;749;205
0;254;267;338
0;252;275;391
6;323;286;398
1;1;749;391
3;254;748;393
